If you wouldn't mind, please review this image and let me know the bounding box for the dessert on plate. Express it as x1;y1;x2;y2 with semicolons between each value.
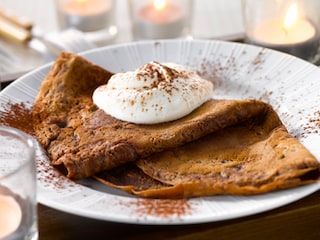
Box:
32;52;320;198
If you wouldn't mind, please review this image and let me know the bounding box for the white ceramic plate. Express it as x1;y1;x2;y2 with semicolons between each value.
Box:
1;40;320;225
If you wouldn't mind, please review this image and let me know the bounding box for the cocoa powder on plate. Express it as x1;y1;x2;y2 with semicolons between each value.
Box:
0;102;34;136
119;198;193;219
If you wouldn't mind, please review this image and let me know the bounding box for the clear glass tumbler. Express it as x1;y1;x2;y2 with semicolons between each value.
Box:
0;126;37;240
55;0;118;45
129;0;193;40
242;0;320;62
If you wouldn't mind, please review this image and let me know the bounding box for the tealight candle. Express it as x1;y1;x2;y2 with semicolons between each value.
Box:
243;0;320;61
0;194;22;239
251;5;316;44
0;126;38;239
131;0;192;39
59;0;112;32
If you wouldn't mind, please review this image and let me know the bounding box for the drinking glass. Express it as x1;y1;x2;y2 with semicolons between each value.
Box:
242;0;320;62
55;0;118;45
0;126;37;240
129;0;193;40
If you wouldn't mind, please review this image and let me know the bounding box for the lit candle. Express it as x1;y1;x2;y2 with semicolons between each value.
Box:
59;0;112;32
247;4;320;60
0;194;22;239
133;0;187;39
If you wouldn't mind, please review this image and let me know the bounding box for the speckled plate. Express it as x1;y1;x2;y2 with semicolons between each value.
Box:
1;39;320;224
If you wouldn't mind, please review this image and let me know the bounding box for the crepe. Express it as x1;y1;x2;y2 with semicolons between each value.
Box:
33;52;320;198
33;52;273;179
95;104;320;198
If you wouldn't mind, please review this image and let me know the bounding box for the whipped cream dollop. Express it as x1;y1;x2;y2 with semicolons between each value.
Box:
92;61;213;124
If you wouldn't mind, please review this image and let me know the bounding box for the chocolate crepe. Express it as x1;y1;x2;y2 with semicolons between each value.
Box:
33;52;273;179
33;52;320;198
95;102;320;198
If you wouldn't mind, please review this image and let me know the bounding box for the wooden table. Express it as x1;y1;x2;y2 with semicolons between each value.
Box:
38;190;320;240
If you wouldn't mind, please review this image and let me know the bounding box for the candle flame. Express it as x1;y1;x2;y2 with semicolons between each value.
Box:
153;0;166;10
284;4;298;29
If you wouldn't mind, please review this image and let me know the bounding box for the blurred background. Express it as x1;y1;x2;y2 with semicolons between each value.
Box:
0;0;244;42
0;0;244;82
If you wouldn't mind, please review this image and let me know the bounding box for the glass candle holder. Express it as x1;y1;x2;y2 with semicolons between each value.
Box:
0;126;37;240
55;0;117;45
129;0;193;40
242;0;320;62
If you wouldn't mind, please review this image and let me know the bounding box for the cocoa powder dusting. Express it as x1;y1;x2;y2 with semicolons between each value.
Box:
0;102;34;136
301;110;320;138
0;101;76;190
252;49;265;66
120;198;194;219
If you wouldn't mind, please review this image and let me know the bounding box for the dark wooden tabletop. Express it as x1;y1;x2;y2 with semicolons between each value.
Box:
38;190;320;240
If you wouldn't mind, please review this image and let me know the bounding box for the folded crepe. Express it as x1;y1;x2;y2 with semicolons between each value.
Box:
33;52;320;197
33;52;273;179
95;104;320;198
